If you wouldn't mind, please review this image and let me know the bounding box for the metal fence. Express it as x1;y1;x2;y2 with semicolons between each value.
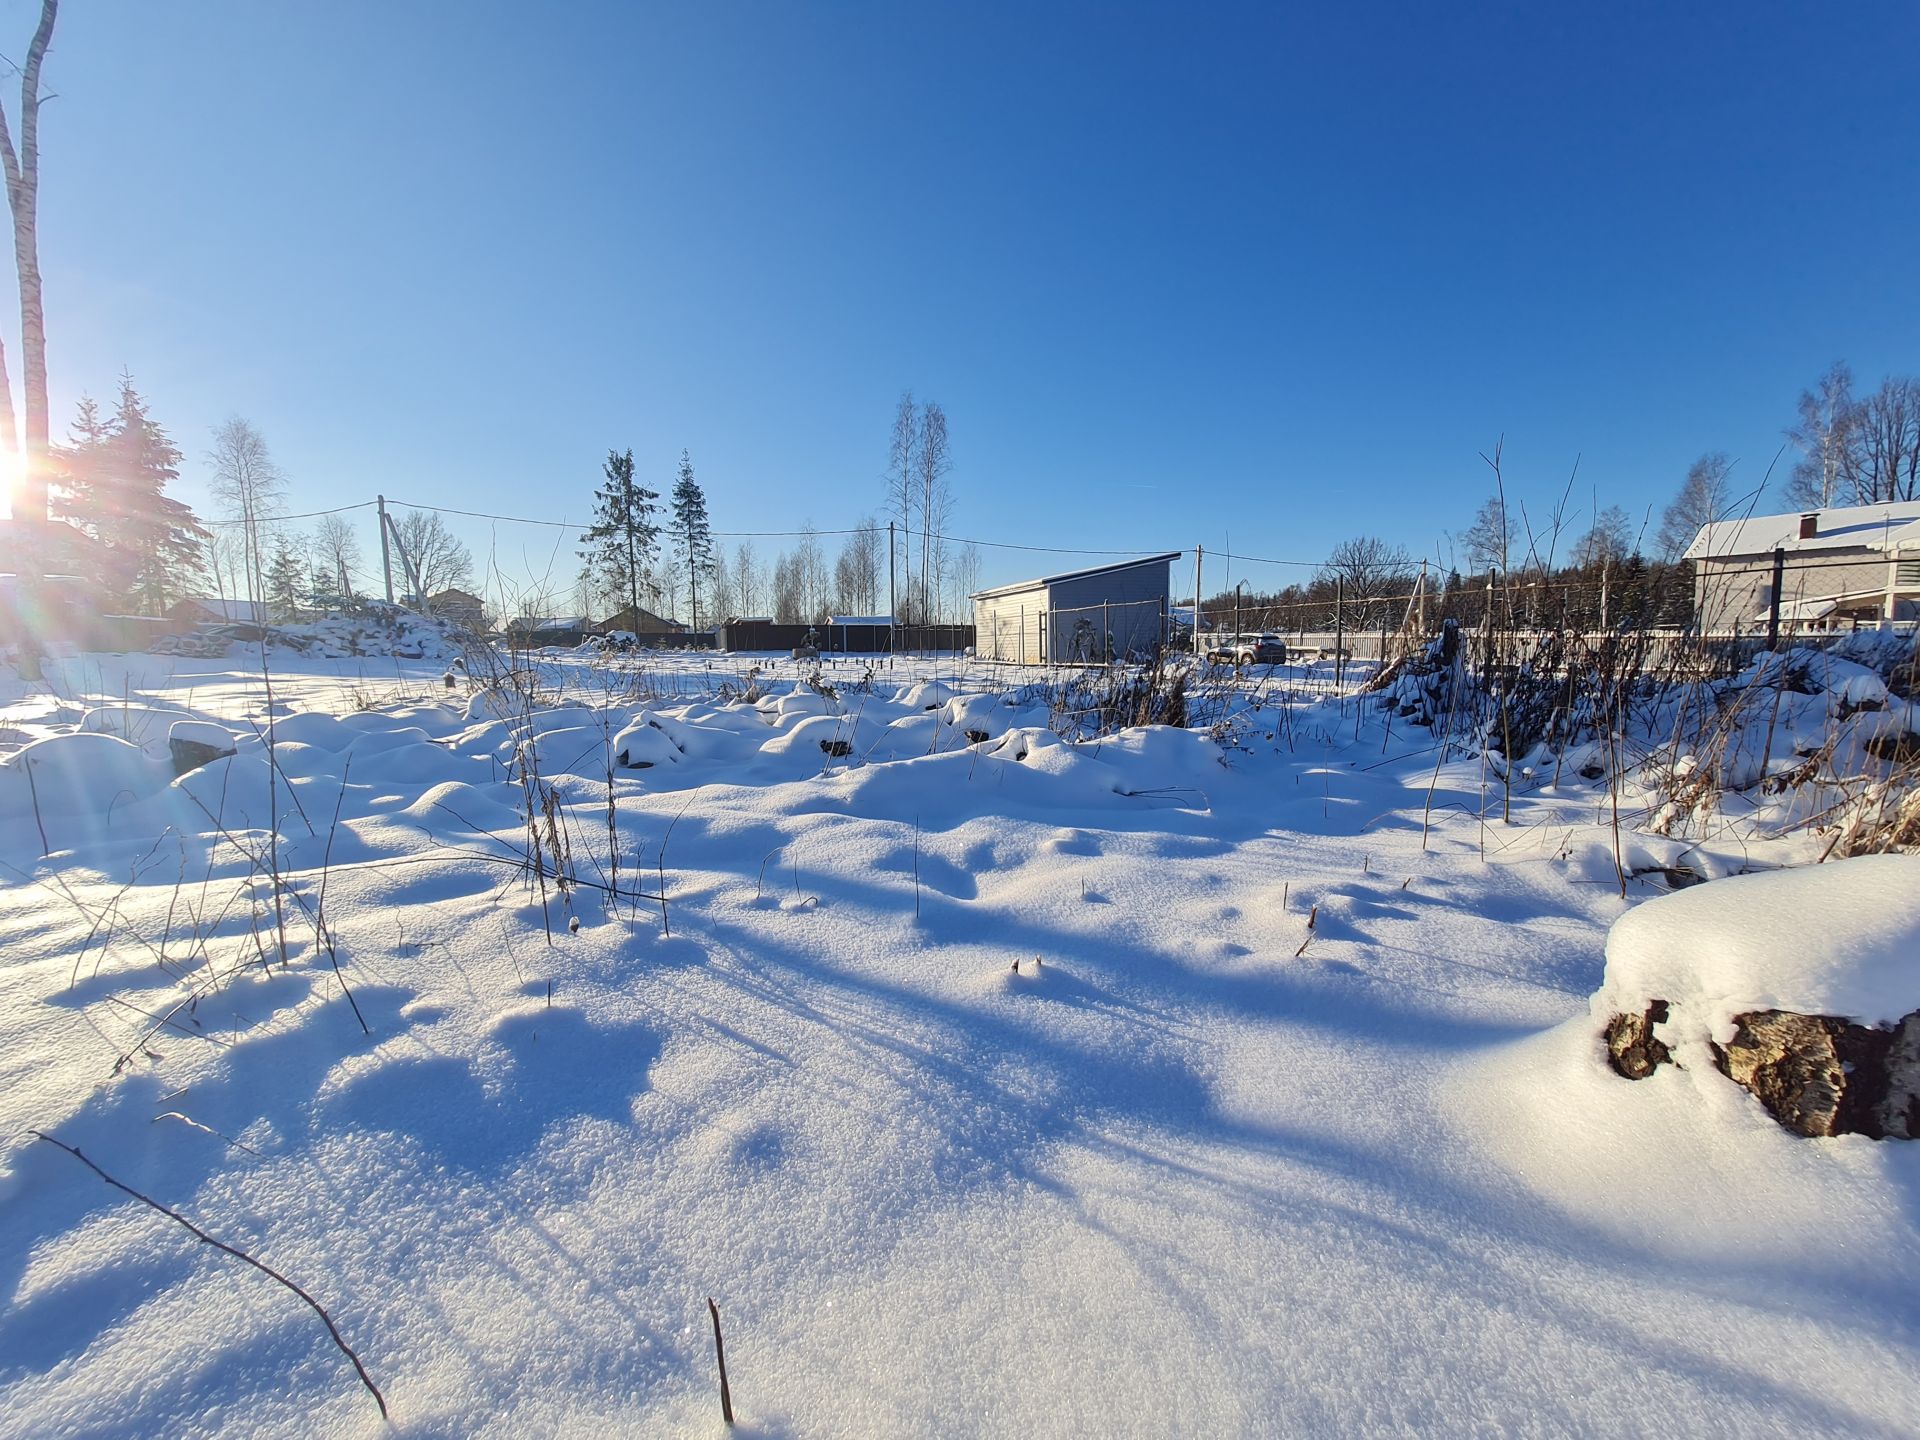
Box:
717;619;976;654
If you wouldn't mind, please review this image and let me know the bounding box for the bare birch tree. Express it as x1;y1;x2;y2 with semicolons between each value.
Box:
733;540;759;617
886;393;917;616
1782;361;1855;509
1656;452;1736;560
313;513;361;598
207;418;287;603
917;400;951;622
795;522;827;622
0;1;57;673
1458;495;1513;574
1838;376;1920;505
394;509;473;599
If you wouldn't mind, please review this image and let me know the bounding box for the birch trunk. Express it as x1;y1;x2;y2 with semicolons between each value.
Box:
0;0;58;677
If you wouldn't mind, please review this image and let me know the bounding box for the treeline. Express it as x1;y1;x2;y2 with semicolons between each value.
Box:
1200;548;1694;637
569;392;980;629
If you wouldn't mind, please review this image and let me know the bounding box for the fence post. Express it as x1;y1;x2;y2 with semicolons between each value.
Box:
1334;578;1345;687
1767;546;1785;651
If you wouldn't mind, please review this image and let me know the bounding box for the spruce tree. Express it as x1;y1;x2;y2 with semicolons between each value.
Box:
55;375;207;613
579;448;659;624
668;449;715;629
265;532;305;621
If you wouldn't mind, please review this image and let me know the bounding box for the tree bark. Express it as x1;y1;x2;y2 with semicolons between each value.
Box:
0;0;58;678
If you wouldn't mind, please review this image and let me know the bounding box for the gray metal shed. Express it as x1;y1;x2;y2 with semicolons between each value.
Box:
971;552;1179;664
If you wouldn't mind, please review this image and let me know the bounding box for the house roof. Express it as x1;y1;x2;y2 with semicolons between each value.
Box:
1687;501;1920;561
510;615;588;632
601;604;686;631
827;615;892;626
178;597;271;624
971;551;1182;601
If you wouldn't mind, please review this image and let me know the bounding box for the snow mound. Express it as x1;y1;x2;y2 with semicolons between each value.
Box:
611;718;683;769
900;680;955;710
0;731;171;819
1595;855;1920;1035
79;704;198;758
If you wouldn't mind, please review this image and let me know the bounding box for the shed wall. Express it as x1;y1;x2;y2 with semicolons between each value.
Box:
974;588;1047;663
1048;563;1169;660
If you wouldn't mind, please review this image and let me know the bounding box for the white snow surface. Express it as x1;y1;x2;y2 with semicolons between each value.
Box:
1596;854;1920;1034
0;647;1916;1438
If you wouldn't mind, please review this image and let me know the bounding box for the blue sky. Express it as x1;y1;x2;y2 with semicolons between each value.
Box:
11;0;1920;600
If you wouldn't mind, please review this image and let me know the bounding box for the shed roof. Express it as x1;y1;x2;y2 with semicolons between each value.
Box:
971;551;1181;601
1687;501;1920;561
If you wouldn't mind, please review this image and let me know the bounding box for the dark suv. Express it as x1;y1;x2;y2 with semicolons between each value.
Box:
1206;633;1286;665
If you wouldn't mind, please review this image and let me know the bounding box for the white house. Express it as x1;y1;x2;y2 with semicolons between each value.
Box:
1687;501;1920;633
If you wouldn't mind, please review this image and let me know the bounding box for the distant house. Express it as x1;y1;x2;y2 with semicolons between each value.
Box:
427;587;487;630
506;615;593;639
599;604;688;637
169;597;272;627
1686;502;1920;634
972;553;1179;663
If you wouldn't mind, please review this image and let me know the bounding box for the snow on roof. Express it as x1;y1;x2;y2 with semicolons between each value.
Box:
827;615;893;626
181;597;270;624
1686;501;1920;561
1596;854;1920;1032
971;551;1182;601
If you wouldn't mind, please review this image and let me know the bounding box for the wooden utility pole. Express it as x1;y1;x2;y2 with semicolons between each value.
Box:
1193;544;1203;648
377;495;394;603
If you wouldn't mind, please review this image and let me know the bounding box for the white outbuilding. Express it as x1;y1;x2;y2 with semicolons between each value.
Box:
971;552;1179;664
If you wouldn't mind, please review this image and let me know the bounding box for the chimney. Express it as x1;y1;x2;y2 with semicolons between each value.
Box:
1799;512;1819;540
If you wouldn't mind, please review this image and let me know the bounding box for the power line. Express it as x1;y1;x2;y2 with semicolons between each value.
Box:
200;500;379;528
383;496;1185;559
211;493;1920;595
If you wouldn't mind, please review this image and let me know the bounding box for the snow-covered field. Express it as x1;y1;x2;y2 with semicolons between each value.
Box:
1;647;1917;1437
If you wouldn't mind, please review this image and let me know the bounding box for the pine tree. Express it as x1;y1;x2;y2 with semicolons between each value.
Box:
265;532;305;621
668;449;715;629
54;375;207;613
580;448;659;624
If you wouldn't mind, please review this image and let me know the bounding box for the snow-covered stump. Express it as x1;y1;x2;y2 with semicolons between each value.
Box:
1595;855;1920;1140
